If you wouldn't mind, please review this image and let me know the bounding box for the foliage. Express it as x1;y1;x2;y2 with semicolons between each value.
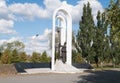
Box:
19;52;28;62
30;52;41;62
40;51;51;62
0;41;25;64
92;11;109;67
72;50;83;63
0;40;51;64
0;44;4;61
2;41;25;52
10;49;20;63
75;1;120;67
76;2;95;63
30;51;51;63
1;49;11;64
106;0;120;66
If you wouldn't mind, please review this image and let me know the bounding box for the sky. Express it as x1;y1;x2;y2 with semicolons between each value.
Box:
0;0;110;55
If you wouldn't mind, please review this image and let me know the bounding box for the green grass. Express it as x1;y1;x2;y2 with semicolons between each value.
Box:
91;63;120;70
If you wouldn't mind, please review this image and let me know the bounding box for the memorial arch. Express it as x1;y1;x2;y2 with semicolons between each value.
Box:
51;1;72;70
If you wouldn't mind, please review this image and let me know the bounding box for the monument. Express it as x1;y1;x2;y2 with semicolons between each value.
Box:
52;1;75;71
22;1;89;74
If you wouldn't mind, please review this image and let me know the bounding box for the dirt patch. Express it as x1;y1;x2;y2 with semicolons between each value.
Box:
0;64;17;76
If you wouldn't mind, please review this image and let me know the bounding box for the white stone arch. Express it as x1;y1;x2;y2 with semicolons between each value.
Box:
52;2;72;70
56;15;66;45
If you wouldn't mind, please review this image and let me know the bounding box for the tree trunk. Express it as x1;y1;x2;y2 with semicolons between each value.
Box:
100;61;103;68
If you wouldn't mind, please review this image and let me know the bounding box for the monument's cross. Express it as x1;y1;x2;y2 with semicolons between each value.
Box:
52;1;72;70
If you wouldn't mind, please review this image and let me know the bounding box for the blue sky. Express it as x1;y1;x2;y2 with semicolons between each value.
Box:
0;0;110;55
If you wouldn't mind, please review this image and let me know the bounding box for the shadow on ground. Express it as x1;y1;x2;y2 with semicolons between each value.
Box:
77;69;120;83
14;62;51;73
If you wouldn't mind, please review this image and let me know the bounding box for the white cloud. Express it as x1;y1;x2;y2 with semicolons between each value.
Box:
0;0;6;7
0;39;6;45
0;0;16;34
8;0;61;20
31;28;51;41
7;0;104;23
9;3;48;20
0;28;51;55
44;0;61;10
0;0;15;20
0;37;22;45
7;37;23;42
44;0;104;24
66;0;104;24
24;28;52;55
0;19;16;34
43;0;61;16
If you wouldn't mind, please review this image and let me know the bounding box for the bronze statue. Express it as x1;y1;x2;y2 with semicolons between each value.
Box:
61;42;66;63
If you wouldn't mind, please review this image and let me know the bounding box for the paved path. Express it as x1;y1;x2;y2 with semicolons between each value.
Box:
0;69;120;83
0;73;82;83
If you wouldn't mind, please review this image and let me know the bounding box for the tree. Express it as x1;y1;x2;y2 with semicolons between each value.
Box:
0;45;4;61
31;52;41;62
72;31;83;63
76;3;95;63
2;41;25;52
10;49;20;63
1;49;11;64
40;51;51;62
106;0;120;67
19;52;28;62
93;11;109;67
0;41;25;64
72;50;83;63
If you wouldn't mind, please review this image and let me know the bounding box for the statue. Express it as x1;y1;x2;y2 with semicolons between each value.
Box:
61;42;66;63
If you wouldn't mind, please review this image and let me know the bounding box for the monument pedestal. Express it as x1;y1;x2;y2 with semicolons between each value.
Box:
54;59;84;73
52;1;72;70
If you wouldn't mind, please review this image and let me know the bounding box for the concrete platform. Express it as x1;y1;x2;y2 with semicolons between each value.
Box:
25;68;51;74
24;68;90;74
54;59;84;73
24;60;92;74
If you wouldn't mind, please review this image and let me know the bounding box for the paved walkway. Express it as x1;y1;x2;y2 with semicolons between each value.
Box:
0;69;120;83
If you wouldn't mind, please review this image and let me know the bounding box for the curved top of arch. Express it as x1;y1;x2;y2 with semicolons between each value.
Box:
56;15;66;22
53;1;71;20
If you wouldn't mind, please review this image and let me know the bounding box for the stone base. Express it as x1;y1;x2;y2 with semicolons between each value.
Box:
23;60;93;74
54;59;85;73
